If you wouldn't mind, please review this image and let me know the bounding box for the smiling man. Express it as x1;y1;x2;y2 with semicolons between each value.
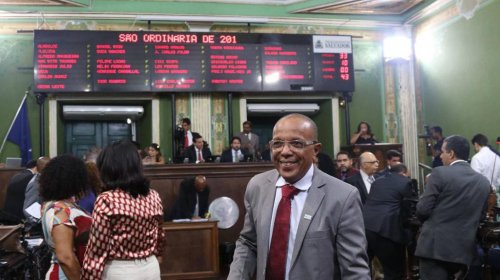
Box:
228;113;370;280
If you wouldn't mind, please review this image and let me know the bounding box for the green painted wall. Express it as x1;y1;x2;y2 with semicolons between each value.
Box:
0;35;40;161
231;95;242;138
340;40;385;146
159;96;173;160
313;99;334;156
417;0;500;151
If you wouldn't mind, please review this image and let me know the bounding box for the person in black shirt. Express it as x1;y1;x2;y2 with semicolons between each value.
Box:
430;126;444;167
169;175;210;220
351;121;378;145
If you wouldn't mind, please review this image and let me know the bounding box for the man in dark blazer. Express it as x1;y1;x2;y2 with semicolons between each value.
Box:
416;135;491;279
237;120;260;160
183;134;212;163
169;175;210;220
363;163;416;280
174;117;199;161
221;136;250;163
375;149;402;178
3;159;37;220
345;151;379;204
228;114;370;280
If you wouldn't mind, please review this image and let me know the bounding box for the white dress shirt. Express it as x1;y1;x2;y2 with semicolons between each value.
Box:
195;147;203;162
360;169;374;194
471;147;500;190
270;164;313;280
232;149;243;162
185;130;193;146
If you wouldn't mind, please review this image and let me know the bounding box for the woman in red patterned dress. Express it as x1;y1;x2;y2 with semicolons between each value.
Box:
82;140;165;280
40;154;92;280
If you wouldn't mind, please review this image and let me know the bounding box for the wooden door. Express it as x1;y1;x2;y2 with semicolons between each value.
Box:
65;122;131;159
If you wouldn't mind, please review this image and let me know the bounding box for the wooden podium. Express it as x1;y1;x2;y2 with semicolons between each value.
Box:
161;221;219;279
341;143;403;170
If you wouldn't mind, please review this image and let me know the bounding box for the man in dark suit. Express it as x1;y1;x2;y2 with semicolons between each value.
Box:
229;113;370;280
237;121;260;160
363;163;416;280
183;134;212;163
221;136;250;163
429;126;445;167
169;175;210;220
3;159;37;220
375;149;402;178
345;151;379;204
416;135;491;279
334;150;359;181
174;117;199;161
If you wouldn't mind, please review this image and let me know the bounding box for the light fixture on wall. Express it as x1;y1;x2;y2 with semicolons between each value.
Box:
135;15;269;24
247;103;320;114
383;35;412;62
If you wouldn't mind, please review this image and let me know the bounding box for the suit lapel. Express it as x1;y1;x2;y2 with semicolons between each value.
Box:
357;175;368;199
260;172;279;266
290;170;325;268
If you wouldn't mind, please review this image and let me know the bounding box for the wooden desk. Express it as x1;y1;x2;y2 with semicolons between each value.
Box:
0;168;23;209
161;221;219;279
0;163;274;244
145;162;273;244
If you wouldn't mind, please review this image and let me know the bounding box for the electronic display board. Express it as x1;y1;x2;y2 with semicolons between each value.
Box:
34;30;354;93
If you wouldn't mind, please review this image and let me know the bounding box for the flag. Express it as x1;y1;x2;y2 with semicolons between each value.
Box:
6;96;32;166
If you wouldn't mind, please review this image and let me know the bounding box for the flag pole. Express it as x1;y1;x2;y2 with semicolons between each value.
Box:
0;94;28;155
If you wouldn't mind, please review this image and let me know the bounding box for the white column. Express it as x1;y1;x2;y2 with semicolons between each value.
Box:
239;98;247;131
192;93;212;143
396;59;419;178
332;97;341;155
48;97;57;158
152;96;160;144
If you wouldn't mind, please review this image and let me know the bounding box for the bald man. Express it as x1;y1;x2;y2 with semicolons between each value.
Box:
169;175;210;220
229;113;369;280
345;152;380;204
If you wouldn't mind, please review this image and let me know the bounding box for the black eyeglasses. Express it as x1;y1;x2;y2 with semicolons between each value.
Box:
269;140;318;150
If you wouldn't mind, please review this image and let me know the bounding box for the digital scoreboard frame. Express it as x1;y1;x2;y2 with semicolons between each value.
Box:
34;30;354;93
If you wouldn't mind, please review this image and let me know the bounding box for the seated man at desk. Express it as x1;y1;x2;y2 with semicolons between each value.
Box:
221;136;250;163
169;175;210;220
184;134;212;163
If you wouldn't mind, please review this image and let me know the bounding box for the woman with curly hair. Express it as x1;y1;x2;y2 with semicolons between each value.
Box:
40;154;91;280
83;140;164;280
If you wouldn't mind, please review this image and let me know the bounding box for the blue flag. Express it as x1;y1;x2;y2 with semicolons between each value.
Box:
7;97;32;166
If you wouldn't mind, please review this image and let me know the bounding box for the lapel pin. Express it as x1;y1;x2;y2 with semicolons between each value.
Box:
304;214;312;220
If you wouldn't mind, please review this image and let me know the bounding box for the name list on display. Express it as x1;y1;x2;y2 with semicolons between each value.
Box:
33;31;354;93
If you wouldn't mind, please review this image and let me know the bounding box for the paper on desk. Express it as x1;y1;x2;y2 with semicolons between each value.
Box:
172;218;209;223
172;219;191;222
25;238;44;248
25;202;41;219
191;218;209;222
